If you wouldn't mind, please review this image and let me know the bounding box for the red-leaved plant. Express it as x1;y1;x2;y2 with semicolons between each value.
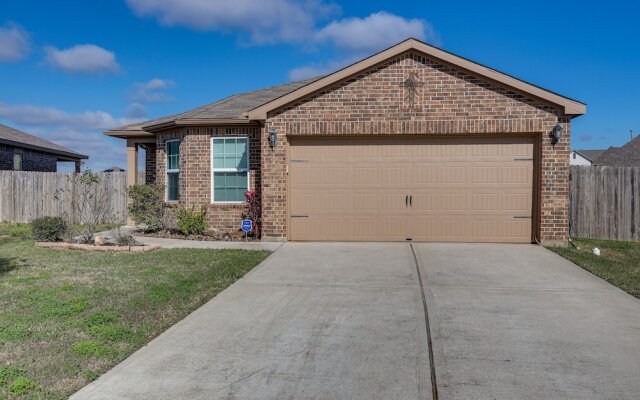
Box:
243;190;261;237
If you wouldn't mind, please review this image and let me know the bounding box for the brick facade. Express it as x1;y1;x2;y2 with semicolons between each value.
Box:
0;144;57;172
143;143;156;184
261;52;571;245
144;51;572;244
154;127;261;232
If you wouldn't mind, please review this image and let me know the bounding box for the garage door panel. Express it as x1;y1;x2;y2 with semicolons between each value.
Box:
289;136;534;242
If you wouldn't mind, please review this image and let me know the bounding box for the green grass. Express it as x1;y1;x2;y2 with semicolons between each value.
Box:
0;222;270;399
549;237;640;299
0;223;119;242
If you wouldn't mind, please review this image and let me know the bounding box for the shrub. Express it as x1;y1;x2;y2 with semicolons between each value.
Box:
243;190;261;237
128;184;165;231
31;217;67;242
175;206;207;236
116;235;138;246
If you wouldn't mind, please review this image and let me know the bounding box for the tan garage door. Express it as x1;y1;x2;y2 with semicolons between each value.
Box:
288;136;534;243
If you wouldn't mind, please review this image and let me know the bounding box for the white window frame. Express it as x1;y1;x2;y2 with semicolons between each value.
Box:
211;136;250;204
165;139;180;202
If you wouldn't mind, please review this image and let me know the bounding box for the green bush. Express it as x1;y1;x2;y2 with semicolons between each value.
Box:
31;217;67;242
175;206;207;236
128;184;165;231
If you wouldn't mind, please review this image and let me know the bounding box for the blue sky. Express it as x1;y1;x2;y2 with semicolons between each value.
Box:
0;0;638;171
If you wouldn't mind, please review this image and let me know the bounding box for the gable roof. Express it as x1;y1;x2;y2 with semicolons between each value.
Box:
106;38;586;139
573;149;605;162
0;123;87;160
105;78;321;138
248;38;586;119
596;136;640;167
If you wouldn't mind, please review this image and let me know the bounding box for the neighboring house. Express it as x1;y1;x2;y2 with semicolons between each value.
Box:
103;166;125;172
595;136;640;167
570;150;604;166
0;123;87;172
106;38;586;246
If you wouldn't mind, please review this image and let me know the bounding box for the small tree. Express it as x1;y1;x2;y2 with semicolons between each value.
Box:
128;184;165;232
243;190;261;237
74;170;110;244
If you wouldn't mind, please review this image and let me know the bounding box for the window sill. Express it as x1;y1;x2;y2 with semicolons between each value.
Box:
209;202;246;208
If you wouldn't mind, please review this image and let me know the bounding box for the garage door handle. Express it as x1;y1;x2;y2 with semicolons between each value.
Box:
406;195;408;207
410;195;412;207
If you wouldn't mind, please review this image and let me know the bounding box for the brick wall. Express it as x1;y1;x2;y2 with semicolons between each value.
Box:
0;144;57;172
0;145;12;170
155;126;261;233
144;143;156;184
262;51;571;244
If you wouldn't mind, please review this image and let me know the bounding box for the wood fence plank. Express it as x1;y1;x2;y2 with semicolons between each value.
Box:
570;166;640;242
0;171;127;224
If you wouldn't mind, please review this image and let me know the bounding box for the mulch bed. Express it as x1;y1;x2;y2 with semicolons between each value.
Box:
134;229;259;242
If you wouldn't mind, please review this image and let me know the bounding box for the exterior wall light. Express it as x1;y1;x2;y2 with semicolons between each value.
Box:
269;127;278;148
551;123;563;146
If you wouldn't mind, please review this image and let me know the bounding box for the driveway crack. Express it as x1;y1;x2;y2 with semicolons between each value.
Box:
410;243;439;400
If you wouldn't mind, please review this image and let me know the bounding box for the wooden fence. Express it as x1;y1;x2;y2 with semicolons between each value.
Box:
570;166;640;241
0;171;128;224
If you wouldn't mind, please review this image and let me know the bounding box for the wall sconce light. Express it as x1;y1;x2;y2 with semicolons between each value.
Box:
269;127;278;148
551;123;563;146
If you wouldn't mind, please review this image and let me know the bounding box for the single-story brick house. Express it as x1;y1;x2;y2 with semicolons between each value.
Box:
0;123;87;172
106;39;586;245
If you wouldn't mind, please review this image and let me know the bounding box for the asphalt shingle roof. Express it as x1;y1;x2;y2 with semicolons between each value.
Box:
596;136;640;167
0;123;87;159
109;77;320;134
575;149;605;162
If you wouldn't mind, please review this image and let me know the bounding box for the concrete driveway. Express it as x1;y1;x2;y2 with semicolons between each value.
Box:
414;243;640;399
73;243;640;400
72;243;432;400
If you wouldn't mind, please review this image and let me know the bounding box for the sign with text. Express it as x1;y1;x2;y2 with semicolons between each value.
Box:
241;219;253;233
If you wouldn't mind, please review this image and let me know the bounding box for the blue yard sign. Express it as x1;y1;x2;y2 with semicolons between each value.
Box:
241;219;253;233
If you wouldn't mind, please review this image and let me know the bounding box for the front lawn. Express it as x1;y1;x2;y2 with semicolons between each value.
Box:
549;237;640;299
0;223;270;399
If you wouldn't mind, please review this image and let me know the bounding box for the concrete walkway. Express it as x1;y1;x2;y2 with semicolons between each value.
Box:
72;243;432;400
414;243;640;399
133;235;282;251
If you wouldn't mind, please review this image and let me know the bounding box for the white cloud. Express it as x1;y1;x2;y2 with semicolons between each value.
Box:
44;44;120;75
0;22;31;62
288;56;358;81
315;12;437;53
127;78;175;103
0;102;140;130
126;0;339;44
125;102;149;119
289;12;439;81
26;127;128;171
0;101;146;171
